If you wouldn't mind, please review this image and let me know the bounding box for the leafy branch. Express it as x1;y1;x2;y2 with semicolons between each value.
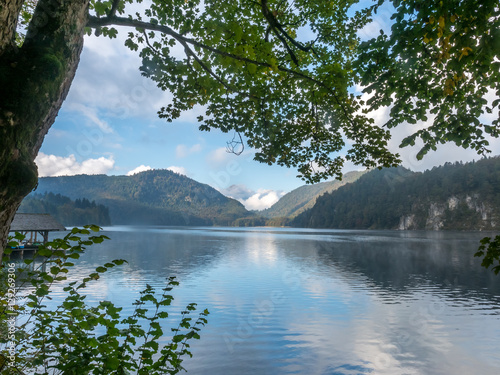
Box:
0;226;208;374
475;235;500;275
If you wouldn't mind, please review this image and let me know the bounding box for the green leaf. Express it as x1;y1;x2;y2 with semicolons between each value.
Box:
35;287;49;297
157;311;169;319
105;357;120;370
37;247;52;257
91;236;104;244
14;232;25;241
172;334;186;343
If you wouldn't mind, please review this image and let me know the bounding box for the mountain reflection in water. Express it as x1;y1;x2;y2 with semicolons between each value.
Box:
35;227;500;375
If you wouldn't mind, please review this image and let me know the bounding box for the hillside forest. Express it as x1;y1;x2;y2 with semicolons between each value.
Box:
292;157;500;231
18;157;500;231
18;192;111;226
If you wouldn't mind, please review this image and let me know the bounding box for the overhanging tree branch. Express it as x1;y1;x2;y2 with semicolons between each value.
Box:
260;0;316;56
260;0;299;65
178;37;253;100
86;15;353;124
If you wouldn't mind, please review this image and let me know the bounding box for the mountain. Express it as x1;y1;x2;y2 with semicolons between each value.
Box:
31;169;251;226
262;170;366;219
18;192;111;226
292;157;500;231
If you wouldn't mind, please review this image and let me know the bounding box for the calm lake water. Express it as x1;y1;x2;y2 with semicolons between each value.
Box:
33;227;500;374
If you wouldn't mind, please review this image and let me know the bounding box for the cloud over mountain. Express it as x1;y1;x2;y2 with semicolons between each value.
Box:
36;152;115;177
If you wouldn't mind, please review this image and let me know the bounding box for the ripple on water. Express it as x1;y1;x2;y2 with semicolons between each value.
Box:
19;227;500;375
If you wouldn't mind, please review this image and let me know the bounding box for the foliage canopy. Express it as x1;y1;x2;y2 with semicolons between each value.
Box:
356;0;500;159
13;0;499;183
85;0;500;182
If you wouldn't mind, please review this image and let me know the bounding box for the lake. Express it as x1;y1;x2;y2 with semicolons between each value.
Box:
37;227;500;374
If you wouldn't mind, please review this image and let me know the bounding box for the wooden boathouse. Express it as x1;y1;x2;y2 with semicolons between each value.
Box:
9;213;66;252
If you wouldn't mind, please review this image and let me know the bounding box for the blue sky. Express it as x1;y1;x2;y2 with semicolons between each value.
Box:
36;8;500;211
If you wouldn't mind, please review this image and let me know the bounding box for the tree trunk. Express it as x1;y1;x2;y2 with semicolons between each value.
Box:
0;0;89;260
0;0;24;55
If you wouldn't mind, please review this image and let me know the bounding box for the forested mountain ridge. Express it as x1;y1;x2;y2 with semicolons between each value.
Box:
31;170;251;226
18;192;111;226
262;170;366;218
292;157;500;231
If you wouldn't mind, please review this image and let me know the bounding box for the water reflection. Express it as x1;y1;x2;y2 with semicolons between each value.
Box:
312;233;500;301
36;227;500;374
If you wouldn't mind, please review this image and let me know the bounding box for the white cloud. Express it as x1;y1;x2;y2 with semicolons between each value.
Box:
384;113;500;172
176;143;202;158
358;17;392;41
207;147;231;163
65;33;173;122
71;31;204;124
127;165;152;176
221;185;286;211
243;190;285;211
35;152;115;177
357;2;395;41
167;166;188;176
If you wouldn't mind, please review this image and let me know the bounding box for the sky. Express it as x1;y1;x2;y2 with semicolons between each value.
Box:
36;4;500;211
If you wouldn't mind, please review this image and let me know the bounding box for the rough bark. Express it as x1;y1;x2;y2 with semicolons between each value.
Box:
0;0;24;55
0;0;89;259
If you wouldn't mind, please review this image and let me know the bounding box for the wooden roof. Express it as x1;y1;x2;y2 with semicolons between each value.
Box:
10;214;66;232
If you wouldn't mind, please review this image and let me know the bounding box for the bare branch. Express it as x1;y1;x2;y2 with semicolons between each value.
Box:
142;30;161;57
226;132;244;156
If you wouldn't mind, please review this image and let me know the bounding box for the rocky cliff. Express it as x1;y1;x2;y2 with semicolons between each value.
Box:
399;194;498;231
